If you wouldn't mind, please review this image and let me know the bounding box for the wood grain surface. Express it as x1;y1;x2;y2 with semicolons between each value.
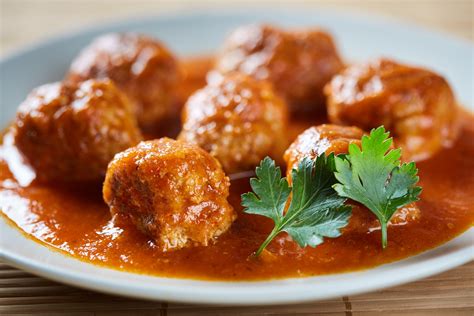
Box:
0;0;473;315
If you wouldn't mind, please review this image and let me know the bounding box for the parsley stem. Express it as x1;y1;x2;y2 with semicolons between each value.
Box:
381;221;388;249
255;226;280;257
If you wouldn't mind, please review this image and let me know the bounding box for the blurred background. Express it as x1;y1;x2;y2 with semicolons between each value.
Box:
1;0;472;56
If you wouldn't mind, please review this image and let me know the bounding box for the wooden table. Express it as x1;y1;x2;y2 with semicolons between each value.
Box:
1;0;473;315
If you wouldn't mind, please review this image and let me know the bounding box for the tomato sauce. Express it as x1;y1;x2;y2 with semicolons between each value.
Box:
1;56;473;280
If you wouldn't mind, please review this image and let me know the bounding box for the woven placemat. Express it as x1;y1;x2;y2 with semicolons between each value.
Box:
0;260;472;315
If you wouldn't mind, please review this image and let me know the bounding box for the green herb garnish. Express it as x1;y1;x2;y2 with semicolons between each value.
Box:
333;126;422;248
242;154;351;257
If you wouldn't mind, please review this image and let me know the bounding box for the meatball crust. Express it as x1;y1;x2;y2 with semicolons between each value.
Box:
284;124;420;233
13;79;142;182
103;138;236;251
215;24;344;114
178;73;288;174
66;33;181;129
325;58;460;161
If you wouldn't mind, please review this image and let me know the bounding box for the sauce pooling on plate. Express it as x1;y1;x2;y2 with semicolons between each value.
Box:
1;56;473;281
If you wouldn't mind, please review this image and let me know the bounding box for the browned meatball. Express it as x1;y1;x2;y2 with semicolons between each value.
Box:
66;33;181;130
284;124;364;181
284;124;420;233
178;73;288;174
325;58;460;161
13;79;142;182
103;138;236;251
215;24;344;114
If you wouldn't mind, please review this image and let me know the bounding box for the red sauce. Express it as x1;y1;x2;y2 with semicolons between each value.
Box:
1;56;473;280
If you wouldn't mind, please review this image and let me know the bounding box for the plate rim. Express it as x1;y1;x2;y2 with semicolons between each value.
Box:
1;228;473;305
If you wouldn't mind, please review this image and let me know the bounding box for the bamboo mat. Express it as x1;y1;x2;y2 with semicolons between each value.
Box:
0;260;473;315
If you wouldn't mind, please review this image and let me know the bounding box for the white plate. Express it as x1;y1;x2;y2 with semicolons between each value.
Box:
0;9;473;305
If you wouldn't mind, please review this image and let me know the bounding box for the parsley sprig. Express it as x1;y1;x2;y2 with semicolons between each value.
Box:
333;126;422;248
242;154;351;257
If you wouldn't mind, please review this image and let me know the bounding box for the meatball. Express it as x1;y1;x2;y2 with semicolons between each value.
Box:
103;138;236;251
325;58;460;161
284;124;420;233
284;124;364;181
66;33;182;130
178;73;288;174
13;79;142;182
215;24;344;114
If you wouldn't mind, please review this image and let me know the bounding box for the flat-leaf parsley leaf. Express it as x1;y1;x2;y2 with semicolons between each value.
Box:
242;154;351;257
333;126;422;248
